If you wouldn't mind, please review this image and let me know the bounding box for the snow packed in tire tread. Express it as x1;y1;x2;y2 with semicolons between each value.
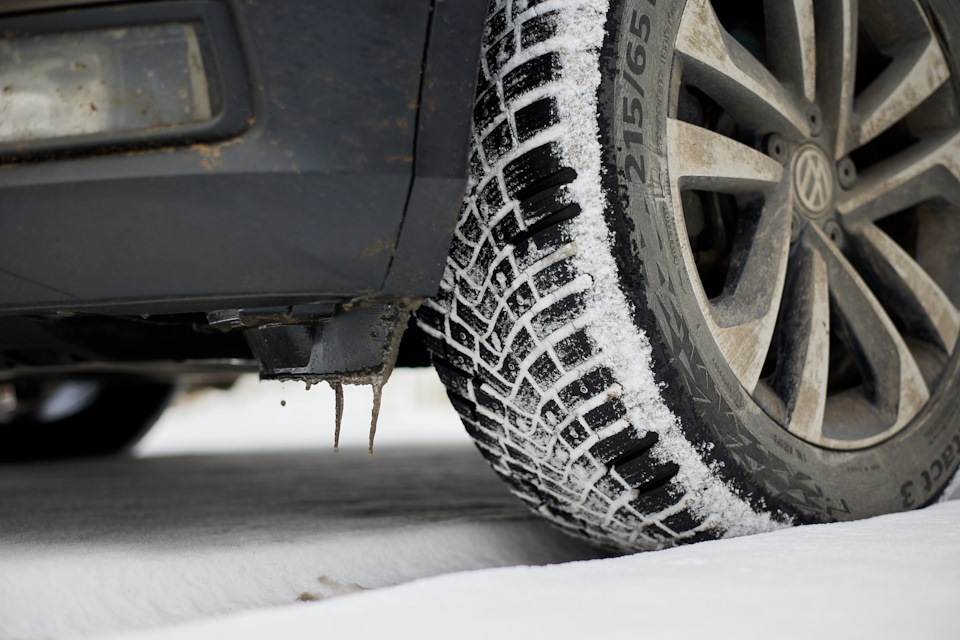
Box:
415;0;718;550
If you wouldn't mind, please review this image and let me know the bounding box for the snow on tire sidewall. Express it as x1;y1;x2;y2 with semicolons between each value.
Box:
548;0;787;538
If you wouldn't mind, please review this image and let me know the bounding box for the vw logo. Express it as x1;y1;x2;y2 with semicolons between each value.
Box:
793;146;834;216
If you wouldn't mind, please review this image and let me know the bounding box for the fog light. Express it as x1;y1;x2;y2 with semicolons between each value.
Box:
0;23;214;144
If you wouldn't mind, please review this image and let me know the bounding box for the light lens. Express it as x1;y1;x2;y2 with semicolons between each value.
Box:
0;23;214;145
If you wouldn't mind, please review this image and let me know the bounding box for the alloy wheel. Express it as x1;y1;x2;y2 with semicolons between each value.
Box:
668;0;960;449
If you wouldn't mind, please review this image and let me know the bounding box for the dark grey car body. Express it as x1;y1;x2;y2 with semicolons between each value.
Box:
0;0;489;380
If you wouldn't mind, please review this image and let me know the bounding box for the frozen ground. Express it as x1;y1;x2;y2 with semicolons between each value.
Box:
1;368;958;640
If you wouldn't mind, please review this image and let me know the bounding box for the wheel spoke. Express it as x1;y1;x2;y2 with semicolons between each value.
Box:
846;224;960;353
851;38;950;153
666;117;790;393
675;0;811;138
837;131;960;223
772;244;830;443
667;119;784;192
764;0;817;103
815;0;858;159
707;182;793;393
806;225;930;430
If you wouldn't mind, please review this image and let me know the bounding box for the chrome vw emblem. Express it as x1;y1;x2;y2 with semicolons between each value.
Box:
793;146;834;216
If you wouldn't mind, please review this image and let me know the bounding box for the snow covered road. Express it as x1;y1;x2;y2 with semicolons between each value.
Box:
0;371;605;639
109;501;960;640
0;446;604;640
1;370;958;640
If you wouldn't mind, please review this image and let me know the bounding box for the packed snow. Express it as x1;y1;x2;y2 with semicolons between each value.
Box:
1;369;957;640
102;502;960;640
0;370;604;640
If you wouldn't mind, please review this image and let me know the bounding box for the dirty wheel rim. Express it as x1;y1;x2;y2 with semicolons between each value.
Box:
666;0;960;450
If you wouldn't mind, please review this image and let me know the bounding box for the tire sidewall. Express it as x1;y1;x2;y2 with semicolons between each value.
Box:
600;0;960;521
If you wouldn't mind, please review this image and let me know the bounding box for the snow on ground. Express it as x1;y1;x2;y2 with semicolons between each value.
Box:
104;501;960;640
0;370;603;640
1;368;958;640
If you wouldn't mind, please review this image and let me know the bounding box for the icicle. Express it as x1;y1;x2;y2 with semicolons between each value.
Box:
368;381;383;457
328;381;344;452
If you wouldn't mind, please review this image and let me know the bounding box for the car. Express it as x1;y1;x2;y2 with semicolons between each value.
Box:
1;0;958;551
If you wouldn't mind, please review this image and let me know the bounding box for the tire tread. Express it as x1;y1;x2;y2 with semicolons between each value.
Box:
417;0;711;550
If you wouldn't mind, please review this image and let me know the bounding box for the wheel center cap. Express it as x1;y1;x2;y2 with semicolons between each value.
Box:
792;145;835;218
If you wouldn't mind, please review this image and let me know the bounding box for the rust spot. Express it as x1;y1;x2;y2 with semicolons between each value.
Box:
191;137;243;170
386;155;413;164
191;138;241;159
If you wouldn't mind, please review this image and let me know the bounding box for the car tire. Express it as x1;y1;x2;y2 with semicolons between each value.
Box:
0;377;175;462
417;0;960;550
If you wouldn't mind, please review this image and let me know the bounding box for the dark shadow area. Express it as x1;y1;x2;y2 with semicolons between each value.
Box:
0;444;605;560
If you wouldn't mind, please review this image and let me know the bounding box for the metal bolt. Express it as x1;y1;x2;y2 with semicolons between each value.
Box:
766;134;789;164
837;157;857;189
824;220;844;246
807;105;823;136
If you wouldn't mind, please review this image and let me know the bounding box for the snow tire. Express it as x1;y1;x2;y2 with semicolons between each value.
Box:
417;0;960;551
